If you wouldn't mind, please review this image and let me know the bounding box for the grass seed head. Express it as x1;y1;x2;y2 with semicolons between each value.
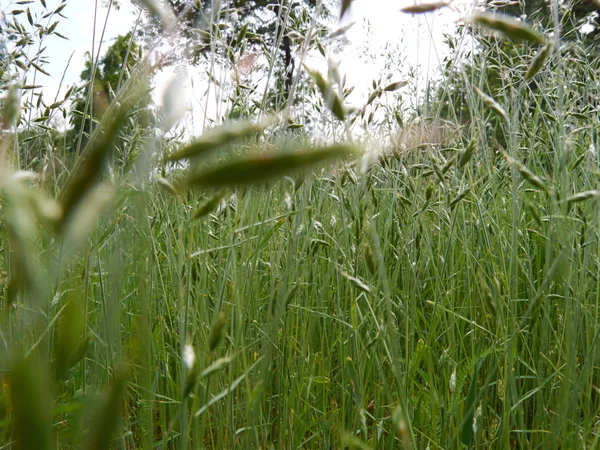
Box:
208;311;227;352
466;13;545;44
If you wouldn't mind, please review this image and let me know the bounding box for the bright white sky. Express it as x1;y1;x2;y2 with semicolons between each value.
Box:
2;0;138;96
1;0;476;134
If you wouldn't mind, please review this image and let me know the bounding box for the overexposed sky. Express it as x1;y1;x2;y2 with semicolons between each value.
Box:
341;0;474;108
1;0;475;133
1;0;139;97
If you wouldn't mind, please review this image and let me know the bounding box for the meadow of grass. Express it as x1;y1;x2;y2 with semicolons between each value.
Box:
1;1;600;449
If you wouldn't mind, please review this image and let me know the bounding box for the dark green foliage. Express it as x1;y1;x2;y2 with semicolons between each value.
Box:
5;0;600;448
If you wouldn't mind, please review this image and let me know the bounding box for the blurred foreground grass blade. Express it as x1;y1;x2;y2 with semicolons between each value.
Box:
192;189;228;219
67;336;93;372
161;72;187;132
392;405;413;448
186;145;358;188
59;70;150;230
467;13;545;44
2;181;49;303
526;42;553;79
165;120;273;162
400;1;449;14
9;356;52;450
58;107;128;229
1;85;20;139
342;434;373;450
53;292;86;381
84;368;129;450
138;0;175;30
155;175;179;196
304;65;346;121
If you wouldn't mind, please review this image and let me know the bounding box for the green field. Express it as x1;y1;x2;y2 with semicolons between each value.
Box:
2;1;600;448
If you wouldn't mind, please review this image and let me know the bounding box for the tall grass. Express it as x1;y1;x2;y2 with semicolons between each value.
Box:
2;0;600;448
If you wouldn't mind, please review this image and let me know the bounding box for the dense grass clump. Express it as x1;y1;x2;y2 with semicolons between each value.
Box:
2;0;600;448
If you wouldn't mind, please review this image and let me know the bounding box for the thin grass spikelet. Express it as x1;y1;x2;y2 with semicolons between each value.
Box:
526;42;553;79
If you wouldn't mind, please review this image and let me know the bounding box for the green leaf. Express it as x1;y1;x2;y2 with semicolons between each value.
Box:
501;150;551;195
400;1;449;14
259;218;286;248
9;356;53;450
53;293;86;381
195;357;262;417
137;0;174;29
